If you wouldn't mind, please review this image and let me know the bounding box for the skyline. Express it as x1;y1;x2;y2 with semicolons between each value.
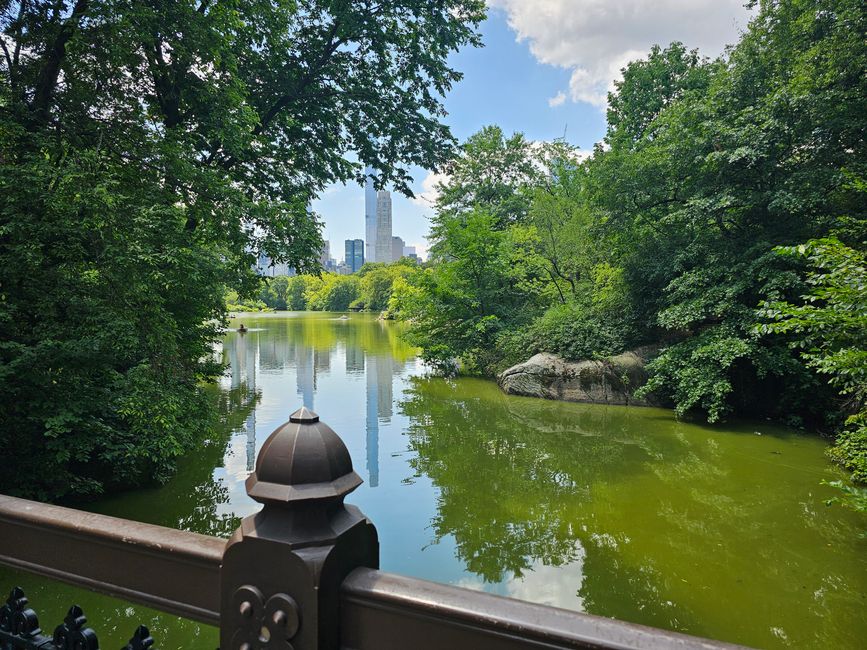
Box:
313;2;753;262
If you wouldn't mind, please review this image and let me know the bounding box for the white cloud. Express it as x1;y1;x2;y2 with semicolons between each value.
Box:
411;170;451;210
488;0;753;109
548;91;567;107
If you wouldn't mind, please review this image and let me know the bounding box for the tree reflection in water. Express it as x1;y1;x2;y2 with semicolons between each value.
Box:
397;375;867;647
87;383;258;537
399;376;678;583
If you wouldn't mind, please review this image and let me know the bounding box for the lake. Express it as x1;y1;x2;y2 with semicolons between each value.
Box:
1;312;865;648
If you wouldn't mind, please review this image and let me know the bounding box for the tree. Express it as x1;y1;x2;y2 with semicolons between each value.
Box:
612;0;866;421
758;237;867;484
606;42;713;149
304;274;360;311
431;125;541;239
397;209;548;373
0;0;485;499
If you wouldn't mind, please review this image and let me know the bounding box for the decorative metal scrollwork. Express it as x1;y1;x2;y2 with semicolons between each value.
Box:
0;586;41;640
121;625;154;650
0;587;156;650
52;604;98;650
230;585;299;649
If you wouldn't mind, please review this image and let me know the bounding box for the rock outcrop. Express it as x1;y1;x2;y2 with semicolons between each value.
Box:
497;346;661;406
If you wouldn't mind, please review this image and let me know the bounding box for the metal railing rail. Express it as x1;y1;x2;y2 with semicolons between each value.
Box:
0;495;222;625
0;407;750;650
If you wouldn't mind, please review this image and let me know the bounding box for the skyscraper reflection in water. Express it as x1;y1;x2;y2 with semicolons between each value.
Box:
364;354;394;488
228;331;258;472
225;317;408;490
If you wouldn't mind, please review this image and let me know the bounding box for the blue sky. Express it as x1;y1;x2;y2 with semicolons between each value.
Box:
313;1;752;262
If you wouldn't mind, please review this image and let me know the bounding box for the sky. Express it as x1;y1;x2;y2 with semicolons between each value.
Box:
313;0;754;263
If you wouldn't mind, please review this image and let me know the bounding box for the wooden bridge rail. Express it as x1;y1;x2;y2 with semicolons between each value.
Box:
0;408;749;650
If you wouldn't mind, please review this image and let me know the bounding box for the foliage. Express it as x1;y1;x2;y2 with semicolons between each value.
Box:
823;478;867;519
396;0;867;487
0;0;484;499
395;210;549;373
354;260;419;313
758;239;866;405
303;274;360;312
499;301;628;367
432;125;542;233
593;0;866;422
255;262;421;314
226;289;271;312
757;237;867;482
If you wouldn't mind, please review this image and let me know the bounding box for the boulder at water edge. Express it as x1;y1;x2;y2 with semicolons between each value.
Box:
497;347;662;406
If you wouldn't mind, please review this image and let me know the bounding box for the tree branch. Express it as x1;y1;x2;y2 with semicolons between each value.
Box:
32;0;89;122
0;36;13;74
254;19;346;135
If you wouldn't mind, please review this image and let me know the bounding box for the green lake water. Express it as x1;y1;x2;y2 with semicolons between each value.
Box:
2;312;865;648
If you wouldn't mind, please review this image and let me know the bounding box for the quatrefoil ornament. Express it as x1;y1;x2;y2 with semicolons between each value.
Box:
230;585;299;650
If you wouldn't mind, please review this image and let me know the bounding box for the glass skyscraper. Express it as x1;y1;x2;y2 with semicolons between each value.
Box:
344;238;364;273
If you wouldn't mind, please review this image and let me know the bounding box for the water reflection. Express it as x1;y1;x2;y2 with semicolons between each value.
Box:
398;376;867;648
399;377;672;583
220;315;412;490
1;314;864;650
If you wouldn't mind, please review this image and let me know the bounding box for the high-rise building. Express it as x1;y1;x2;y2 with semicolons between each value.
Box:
403;245;419;262
344;238;364;273
375;190;392;264
391;236;405;262
364;166;378;263
319;240;330;269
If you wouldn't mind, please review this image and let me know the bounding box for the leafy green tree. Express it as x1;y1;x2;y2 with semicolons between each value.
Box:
304;274;360;311
397;210;548;373
354;259;418;312
258;276;290;311
758;238;867;483
399;0;866;444
0;0;485;499
431;125;541;237
606;42;714;149
612;0;866;421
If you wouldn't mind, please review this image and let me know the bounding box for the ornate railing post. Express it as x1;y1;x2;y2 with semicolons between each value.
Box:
220;407;379;650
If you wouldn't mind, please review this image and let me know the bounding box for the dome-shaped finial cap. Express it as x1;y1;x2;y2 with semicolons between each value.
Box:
246;407;362;505
289;406;319;423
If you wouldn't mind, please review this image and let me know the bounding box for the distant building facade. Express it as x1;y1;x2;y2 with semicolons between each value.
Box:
374;190;392;264
344;238;365;273
319;240;330;269
403;245;418;262
364;166;378;263
391;236;405;262
255;252;293;277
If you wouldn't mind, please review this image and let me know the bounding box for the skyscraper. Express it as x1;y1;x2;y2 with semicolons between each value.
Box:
319;240;330;269
375;190;392;263
391;236;405;262
344;239;364;273
364;166;378;263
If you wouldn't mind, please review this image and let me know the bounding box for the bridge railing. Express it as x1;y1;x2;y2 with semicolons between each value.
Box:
0;407;748;649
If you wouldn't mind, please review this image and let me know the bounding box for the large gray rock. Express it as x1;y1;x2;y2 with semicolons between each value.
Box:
497;347;661;406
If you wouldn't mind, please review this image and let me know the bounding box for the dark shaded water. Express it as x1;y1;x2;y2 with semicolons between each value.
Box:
2;313;865;648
